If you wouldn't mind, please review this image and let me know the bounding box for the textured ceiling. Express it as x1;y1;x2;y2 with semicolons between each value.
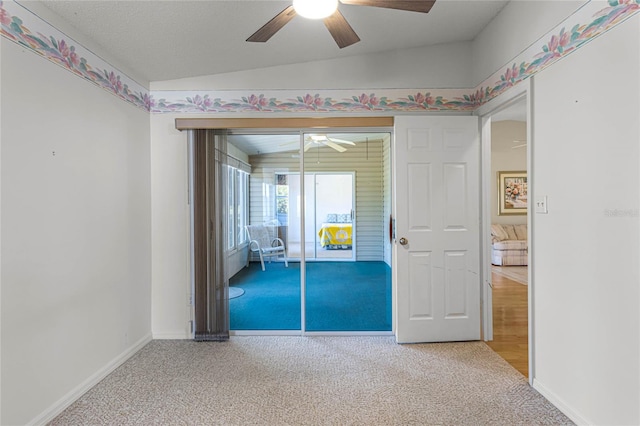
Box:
38;0;509;83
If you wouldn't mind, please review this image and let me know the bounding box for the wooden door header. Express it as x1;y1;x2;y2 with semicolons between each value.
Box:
175;117;394;130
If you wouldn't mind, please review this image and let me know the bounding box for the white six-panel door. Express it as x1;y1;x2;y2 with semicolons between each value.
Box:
394;116;480;343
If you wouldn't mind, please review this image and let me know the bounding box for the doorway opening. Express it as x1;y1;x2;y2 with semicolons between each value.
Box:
482;97;530;378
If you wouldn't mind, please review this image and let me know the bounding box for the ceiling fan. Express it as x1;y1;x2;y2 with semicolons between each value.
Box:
247;0;437;49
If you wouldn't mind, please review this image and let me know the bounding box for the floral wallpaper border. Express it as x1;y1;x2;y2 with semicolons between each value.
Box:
1;0;152;110
2;0;639;115
150;89;476;114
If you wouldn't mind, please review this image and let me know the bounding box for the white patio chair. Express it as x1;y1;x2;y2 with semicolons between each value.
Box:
245;223;288;271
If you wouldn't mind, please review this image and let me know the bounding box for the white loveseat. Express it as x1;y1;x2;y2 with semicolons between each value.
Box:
491;224;528;266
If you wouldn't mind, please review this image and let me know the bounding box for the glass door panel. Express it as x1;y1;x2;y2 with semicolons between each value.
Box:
227;133;302;331
303;132;393;331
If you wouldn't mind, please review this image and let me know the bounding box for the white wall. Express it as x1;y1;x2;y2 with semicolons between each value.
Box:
1;40;151;425
150;41;473;90
532;15;639;425
491;120;527;225
150;113;191;339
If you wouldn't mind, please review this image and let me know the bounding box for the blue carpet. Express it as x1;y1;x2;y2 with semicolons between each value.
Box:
229;261;391;331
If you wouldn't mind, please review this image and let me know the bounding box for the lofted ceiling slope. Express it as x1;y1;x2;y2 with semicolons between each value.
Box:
37;0;509;83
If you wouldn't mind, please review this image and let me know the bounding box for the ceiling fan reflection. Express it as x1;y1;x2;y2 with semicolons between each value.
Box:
512;140;527;149
280;134;356;152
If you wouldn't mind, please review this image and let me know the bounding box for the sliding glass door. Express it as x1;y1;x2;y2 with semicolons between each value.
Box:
226;130;392;333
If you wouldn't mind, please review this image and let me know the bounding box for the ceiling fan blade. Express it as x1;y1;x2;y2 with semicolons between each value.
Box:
323;10;360;48
304;141;314;152
324;141;348;152
327;137;356;145
247;5;297;43
339;0;436;13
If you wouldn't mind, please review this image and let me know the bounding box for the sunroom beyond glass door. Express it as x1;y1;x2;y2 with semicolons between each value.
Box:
227;131;392;332
227;133;302;331
303;132;393;332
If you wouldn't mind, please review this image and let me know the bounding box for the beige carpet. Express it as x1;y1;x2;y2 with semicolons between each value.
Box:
492;265;528;285
50;337;571;425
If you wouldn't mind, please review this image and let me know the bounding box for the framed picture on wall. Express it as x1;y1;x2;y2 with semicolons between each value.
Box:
498;171;527;215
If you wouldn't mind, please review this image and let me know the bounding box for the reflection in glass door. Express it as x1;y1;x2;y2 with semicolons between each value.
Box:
310;173;355;260
280;172;355;261
281;172;315;260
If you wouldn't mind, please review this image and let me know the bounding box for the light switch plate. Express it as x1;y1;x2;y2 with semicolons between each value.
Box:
535;196;548;214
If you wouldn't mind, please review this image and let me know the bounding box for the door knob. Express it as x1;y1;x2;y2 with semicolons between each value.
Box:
399;237;408;245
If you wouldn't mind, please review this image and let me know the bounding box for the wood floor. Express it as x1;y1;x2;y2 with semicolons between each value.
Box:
486;272;529;377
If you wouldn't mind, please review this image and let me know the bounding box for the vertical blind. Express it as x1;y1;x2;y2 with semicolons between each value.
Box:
192;129;229;341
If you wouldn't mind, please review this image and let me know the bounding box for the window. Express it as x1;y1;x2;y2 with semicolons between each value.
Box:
237;171;248;244
228;166;249;251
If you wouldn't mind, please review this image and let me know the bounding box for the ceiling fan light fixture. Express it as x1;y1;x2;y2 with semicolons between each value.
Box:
293;0;338;19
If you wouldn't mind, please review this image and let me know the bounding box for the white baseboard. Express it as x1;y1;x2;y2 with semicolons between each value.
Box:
27;333;153;426
152;332;190;339
533;378;590;425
